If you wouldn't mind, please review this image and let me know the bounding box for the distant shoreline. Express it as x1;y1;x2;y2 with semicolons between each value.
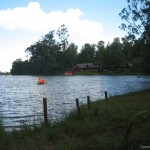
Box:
0;70;150;76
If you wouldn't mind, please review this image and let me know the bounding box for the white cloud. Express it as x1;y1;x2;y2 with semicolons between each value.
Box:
0;2;46;30
0;2;104;43
0;2;122;72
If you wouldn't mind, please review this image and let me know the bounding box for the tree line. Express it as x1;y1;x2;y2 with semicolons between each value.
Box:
11;0;150;75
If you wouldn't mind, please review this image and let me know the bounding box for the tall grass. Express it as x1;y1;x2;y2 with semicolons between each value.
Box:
0;90;149;150
123;109;150;149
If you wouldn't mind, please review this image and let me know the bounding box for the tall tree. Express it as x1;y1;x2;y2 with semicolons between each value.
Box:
122;37;134;63
62;43;78;69
79;43;95;63
95;40;106;66
120;0;150;72
97;40;105;49
12;25;72;75
119;0;150;40
25;30;60;74
106;38;125;69
56;24;69;51
11;59;29;75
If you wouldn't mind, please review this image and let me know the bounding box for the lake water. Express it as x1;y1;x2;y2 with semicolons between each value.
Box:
0;75;150;128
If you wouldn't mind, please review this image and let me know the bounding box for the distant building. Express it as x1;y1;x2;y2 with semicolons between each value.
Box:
74;63;99;71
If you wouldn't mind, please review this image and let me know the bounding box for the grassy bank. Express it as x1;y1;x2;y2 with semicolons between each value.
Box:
72;70;150;75
0;90;150;150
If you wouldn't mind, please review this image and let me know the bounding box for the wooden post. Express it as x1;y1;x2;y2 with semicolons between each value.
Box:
43;98;48;125
105;91;108;101
76;98;80;115
87;96;91;109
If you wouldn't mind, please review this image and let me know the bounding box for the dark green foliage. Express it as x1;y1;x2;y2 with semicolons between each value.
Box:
9;0;150;74
79;43;95;63
10;20;150;74
119;0;150;73
11;59;30;75
11;26;78;75
61;43;78;69
123;110;150;149
119;0;150;39
0;71;10;75
56;24;69;51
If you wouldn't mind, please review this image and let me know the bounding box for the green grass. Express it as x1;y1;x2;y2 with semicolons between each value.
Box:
0;90;150;150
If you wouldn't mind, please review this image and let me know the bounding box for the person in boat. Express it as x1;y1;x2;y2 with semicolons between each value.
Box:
41;77;45;84
38;78;42;84
38;77;45;84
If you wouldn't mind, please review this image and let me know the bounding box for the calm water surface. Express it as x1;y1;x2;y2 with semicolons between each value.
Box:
0;75;150;128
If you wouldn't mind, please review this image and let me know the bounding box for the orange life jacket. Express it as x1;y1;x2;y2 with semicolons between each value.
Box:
38;78;45;84
38;79;42;84
41;78;45;84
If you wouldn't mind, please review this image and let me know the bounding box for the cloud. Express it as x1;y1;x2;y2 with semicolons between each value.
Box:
0;2;104;44
0;2;43;30
0;2;120;72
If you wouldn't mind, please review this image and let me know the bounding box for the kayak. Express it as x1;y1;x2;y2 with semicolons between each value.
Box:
37;82;45;85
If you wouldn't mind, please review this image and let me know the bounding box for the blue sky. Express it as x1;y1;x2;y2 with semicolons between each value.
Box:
0;0;127;72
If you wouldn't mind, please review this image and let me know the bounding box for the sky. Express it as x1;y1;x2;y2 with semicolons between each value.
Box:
0;0;127;72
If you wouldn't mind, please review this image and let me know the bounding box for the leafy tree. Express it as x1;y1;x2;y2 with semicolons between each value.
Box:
120;0;150;72
97;40;105;50
122;37;134;63
12;25;71;75
119;0;150;40
56;24;69;51
106;38;125;69
79;43;95;63
95;40;106;67
62;43;78;69
25;30;64;74
11;59;29;75
142;40;150;72
96;49;107;69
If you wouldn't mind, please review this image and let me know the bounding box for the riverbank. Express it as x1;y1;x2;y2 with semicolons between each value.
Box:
0;71;10;75
72;70;150;75
0;90;150;150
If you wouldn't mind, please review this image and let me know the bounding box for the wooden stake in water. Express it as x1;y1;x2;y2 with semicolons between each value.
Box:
87;95;91;109
43;98;48;125
76;98;80;115
105;91;108;101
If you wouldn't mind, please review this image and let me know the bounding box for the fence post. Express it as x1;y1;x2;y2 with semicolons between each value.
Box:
105;91;108;101
87;96;91;109
76;98;80;115
43;98;48;125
